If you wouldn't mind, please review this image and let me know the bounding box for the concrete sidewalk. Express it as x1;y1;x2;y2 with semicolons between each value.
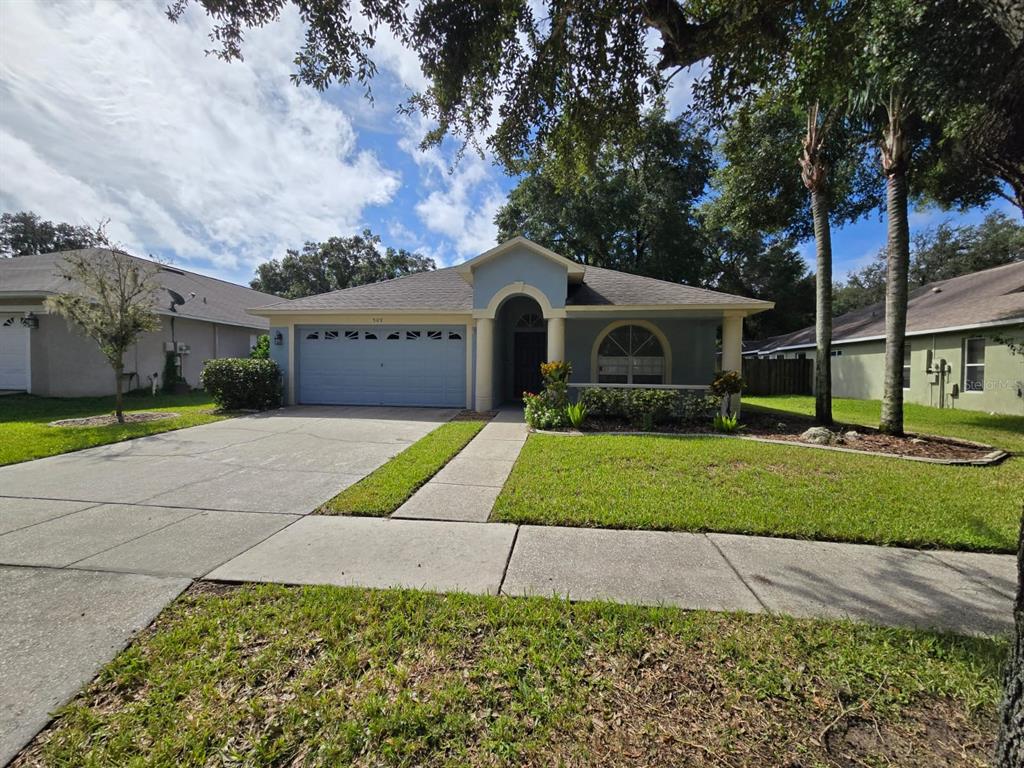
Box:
391;409;528;523
209;516;1015;638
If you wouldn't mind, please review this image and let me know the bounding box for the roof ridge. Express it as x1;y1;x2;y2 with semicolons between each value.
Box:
583;263;765;300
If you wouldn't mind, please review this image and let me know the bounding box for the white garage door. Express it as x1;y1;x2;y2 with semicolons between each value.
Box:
297;324;467;407
0;315;29;391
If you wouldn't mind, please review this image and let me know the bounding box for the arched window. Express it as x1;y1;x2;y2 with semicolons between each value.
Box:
597;325;666;384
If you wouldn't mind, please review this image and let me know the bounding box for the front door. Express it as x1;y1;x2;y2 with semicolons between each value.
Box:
513;331;546;398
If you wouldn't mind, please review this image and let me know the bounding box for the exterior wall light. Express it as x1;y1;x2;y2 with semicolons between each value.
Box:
273;330;284;346
21;312;39;329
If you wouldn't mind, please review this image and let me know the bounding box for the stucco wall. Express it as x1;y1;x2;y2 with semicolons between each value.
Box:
29;312;262;397
472;246;568;311
774;331;1024;414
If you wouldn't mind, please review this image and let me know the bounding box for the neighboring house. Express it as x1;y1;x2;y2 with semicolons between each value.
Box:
251;237;773;410
756;261;1024;414
0;250;279;396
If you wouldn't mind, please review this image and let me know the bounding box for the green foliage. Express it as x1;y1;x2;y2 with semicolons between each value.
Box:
496;105;714;285
713;412;741;433
834;212;1024;314
524;361;573;429
249;334;270;360
577;387;720;428
162;351;183;393
251;228;435;299
200;358;281;411
565;401;587;429
1;210;101;257
523;392;568;430
709;371;744;398
320;421;485;515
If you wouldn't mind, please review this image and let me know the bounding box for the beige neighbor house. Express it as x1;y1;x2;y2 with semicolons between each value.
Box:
0;250;278;397
752;261;1024;415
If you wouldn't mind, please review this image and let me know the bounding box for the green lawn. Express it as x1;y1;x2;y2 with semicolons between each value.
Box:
15;584;1004;767
745;395;1024;453
493;434;1024;552
0;391;229;466
319;420;486;516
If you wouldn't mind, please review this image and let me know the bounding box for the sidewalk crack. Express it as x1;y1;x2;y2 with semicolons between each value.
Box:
497;525;521;596
706;534;769;613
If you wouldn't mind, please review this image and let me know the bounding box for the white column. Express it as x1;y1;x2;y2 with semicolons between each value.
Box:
722;313;743;414
475;317;494;412
464;322;475;410
546;316;565;363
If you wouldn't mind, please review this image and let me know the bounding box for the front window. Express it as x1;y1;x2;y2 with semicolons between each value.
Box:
902;344;911;389
963;338;985;392
597;325;665;385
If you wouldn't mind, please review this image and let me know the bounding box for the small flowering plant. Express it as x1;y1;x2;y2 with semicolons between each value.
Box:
523;360;573;429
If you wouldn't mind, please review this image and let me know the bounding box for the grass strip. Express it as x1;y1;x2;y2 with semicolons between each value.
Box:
319;419;486;516
16;583;1005;768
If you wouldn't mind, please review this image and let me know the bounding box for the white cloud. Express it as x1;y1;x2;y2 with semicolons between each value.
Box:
0;0;400;280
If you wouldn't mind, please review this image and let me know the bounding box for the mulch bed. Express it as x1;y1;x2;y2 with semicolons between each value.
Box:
453;409;498;421
48;412;180;428
566;410;998;462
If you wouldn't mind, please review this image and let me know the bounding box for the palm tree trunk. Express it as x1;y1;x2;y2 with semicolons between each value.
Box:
880;167;909;435
811;188;833;426
995;511;1024;766
879;94;910;436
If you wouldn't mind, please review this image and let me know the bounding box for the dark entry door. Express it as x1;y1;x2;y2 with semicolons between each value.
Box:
513;331;546;398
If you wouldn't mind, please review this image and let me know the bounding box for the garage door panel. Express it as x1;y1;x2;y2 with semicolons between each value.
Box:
0;315;29;391
297;325;466;407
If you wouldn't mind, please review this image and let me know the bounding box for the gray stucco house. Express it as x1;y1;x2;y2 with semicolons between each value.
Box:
0;250;278;396
252;237;773;410
752;261;1024;415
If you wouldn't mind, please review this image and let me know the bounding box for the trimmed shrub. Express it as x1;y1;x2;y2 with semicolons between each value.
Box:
201;358;282;411
577;387;721;428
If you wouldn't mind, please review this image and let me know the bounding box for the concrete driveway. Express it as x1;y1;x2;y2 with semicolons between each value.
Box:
0;405;457;764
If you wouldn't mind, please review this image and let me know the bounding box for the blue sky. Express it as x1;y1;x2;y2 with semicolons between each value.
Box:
0;1;1011;289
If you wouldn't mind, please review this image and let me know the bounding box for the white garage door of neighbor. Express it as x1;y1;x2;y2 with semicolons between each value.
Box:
0;315;29;391
297;324;467;407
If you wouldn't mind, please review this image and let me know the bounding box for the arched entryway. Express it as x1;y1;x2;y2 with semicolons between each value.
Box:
495;295;546;401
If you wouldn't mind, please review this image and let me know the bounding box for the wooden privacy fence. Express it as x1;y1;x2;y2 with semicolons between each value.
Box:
741;357;814;396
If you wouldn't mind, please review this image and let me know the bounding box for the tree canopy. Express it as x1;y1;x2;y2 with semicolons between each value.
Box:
1;210;102;257
833;212;1024;314
250;229;434;299
495;106;713;285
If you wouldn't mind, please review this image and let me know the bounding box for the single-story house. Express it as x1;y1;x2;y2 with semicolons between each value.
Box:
756;261;1024;414
250;237;773;410
0;249;278;396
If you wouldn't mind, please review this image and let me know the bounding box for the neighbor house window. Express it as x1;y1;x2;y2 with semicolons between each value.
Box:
902;344;911;389
597;325;665;385
963;337;986;392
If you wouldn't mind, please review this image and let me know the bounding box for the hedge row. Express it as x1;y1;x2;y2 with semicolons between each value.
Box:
577;387;720;427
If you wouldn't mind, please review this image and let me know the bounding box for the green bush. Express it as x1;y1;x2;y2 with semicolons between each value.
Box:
713;412;741;433
524;392;569;429
249;334;270;360
200;358;281;411
578;387;721;428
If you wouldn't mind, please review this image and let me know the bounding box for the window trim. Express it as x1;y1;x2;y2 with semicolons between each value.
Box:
962;337;986;393
902;343;912;390
590;320;672;385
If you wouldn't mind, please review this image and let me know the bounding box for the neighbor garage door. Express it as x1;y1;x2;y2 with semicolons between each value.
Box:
0;315;29;391
297;325;467;407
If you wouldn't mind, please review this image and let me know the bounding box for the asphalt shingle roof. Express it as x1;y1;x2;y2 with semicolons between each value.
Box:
761;260;1024;352
254;263;769;312
0;250;278;329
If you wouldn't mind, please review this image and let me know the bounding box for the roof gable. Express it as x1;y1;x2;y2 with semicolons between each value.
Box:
454;237;585;284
